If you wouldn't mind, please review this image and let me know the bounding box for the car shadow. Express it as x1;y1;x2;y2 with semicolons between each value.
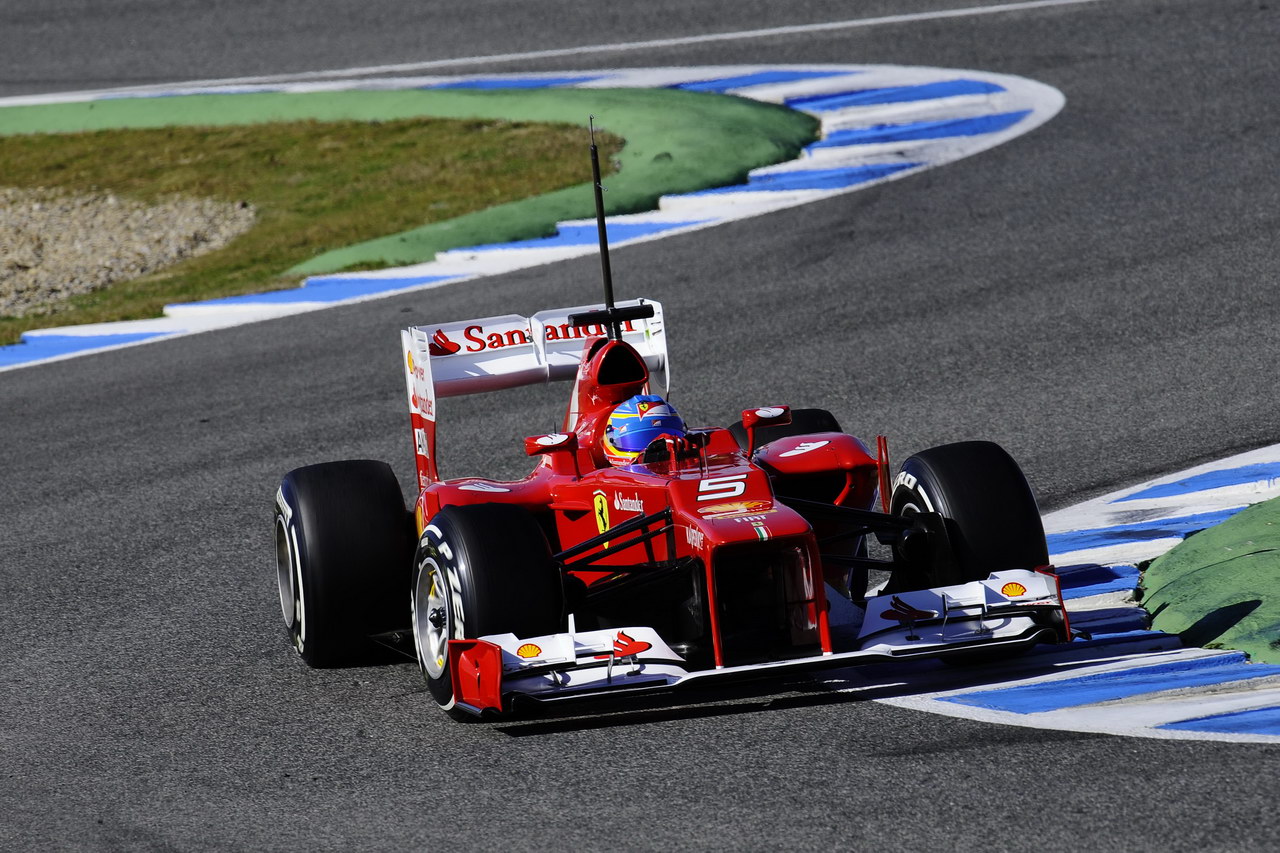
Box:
491;642;1170;736
492;680;857;736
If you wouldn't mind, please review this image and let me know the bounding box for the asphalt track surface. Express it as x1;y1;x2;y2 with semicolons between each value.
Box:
3;0;1280;849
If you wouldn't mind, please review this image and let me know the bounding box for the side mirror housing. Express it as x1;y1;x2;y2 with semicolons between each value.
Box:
740;406;792;455
524;432;577;457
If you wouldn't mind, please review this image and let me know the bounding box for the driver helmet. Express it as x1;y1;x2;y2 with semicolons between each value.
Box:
602;394;686;467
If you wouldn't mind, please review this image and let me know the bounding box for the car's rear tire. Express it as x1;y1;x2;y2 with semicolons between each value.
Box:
274;460;415;667
412;503;562;718
887;441;1047;592
728;408;843;452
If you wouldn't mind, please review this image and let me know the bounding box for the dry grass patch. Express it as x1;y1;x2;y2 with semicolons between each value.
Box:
0;117;619;345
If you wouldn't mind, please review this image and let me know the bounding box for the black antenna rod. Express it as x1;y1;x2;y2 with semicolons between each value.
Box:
567;117;654;339
589;116;618;340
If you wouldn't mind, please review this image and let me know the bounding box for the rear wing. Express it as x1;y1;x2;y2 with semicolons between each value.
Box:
400;298;666;488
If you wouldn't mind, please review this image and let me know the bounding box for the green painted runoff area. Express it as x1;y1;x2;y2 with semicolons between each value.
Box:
1143;497;1280;664
0;89;818;274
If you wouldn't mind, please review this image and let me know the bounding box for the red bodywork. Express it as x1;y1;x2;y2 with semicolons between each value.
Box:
413;336;884;670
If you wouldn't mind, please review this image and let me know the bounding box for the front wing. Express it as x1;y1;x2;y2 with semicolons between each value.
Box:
446;569;1068;716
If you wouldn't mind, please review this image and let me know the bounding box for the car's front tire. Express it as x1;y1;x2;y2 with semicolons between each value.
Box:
888;441;1048;591
412;503;562;718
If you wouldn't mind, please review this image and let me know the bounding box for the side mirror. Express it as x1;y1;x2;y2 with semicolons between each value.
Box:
740;406;791;455
524;432;577;457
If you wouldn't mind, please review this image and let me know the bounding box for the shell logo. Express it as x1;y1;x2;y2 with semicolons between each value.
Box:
698;500;772;518
407;351;414;372
516;643;542;659
1001;582;1028;597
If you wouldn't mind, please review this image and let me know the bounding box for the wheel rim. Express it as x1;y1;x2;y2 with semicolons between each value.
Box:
413;556;451;679
274;515;296;630
890;486;934;592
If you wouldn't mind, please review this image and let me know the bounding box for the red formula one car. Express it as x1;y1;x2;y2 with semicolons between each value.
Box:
273;295;1070;719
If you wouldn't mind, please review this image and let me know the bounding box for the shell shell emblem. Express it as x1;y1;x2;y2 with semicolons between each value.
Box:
1001;582;1028;597
516;643;542;659
698;500;772;518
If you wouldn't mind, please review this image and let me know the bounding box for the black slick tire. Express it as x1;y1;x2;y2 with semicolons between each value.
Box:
274;460;414;667
888;441;1048;591
411;503;562;719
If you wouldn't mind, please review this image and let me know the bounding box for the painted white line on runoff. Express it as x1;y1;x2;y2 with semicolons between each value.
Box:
4;0;1111;101
827;443;1280;743
0;64;1064;372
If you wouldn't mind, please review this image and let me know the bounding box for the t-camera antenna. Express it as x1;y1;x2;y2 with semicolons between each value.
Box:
569;116;654;340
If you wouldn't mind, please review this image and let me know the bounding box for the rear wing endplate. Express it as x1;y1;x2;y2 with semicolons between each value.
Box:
400;298;666;488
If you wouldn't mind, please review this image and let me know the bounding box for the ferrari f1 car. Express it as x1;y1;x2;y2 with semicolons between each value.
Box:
273;296;1071;719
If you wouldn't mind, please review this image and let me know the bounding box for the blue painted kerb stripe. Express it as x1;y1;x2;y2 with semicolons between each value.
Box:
458;220;709;253
1117;462;1280;502
685;163;919;196
811;110;1031;148
179;275;462;306
1159;705;1280;735
942;653;1280;713
0;331;172;367
787;79;1005;112
674;70;851;94
1046;506;1244;553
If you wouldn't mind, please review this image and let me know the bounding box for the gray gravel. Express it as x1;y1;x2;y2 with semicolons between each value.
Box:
0;186;255;317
